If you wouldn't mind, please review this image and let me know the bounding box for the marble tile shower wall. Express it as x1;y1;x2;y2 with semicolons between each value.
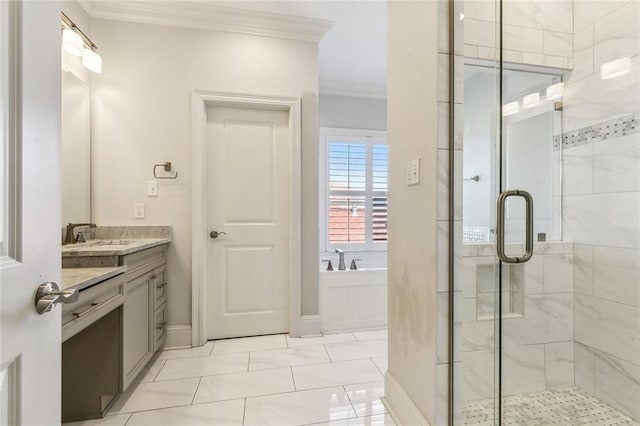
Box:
562;1;640;420
461;242;575;403
573;244;640;420
463;0;573;69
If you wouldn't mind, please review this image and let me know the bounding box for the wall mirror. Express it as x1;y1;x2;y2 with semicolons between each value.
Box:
61;69;91;226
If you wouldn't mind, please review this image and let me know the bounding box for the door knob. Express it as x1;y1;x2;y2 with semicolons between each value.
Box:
210;230;227;239
34;282;79;314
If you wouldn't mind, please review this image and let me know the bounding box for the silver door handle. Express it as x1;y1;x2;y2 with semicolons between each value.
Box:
35;282;80;314
210;231;227;239
496;189;534;264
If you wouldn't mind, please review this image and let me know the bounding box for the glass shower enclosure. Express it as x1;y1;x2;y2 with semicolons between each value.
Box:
454;0;640;424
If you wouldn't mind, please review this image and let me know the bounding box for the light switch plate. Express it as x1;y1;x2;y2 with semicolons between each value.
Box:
406;158;420;186
148;180;158;197
134;203;145;219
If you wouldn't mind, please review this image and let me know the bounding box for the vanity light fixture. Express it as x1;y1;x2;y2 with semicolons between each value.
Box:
62;28;83;57
601;57;631;80
522;92;540;109
545;82;564;100
61;12;102;74
502;101;519;116
82;48;102;74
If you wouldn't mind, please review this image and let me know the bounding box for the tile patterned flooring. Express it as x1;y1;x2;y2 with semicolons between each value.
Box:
464;386;640;425
65;331;394;426
63;329;639;425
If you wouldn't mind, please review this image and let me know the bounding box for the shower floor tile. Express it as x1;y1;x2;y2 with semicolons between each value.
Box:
463;386;640;425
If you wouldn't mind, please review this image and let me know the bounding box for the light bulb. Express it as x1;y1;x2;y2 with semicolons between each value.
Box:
601;57;631;80
82;48;102;73
545;82;564;100
502;101;519;116
62;28;83;57
522;92;540;109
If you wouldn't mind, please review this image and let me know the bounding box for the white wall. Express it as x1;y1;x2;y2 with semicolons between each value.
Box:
90;19;320;330
386;1;442;424
319;94;386;131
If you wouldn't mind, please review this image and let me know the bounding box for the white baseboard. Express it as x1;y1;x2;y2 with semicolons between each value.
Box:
163;325;193;349
298;315;322;337
382;372;431;426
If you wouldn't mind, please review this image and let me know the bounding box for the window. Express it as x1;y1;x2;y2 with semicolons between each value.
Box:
320;128;388;252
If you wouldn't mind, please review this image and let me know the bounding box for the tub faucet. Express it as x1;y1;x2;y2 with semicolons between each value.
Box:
350;259;361;270
335;249;346;270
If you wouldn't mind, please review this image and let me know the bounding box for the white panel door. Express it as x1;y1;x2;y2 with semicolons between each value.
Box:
206;106;290;339
0;1;63;424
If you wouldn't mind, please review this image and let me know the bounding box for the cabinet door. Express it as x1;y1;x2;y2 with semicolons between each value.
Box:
123;271;152;384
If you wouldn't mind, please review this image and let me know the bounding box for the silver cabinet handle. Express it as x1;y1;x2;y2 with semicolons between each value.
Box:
210;231;227;239
496;189;534;264
35;282;80;314
156;283;167;289
156;321;168;330
73;303;99;318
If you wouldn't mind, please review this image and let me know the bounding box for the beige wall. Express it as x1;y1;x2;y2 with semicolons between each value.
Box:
90;19;320;329
386;1;441;423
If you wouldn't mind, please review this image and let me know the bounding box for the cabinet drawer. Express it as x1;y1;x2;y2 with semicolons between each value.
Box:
153;304;167;352
62;274;125;342
152;265;167;310
122;245;167;275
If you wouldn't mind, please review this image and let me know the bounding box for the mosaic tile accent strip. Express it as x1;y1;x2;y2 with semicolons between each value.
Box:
553;113;639;151
463;386;640;425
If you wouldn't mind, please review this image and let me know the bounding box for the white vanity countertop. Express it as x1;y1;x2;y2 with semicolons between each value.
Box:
61;266;127;291
61;238;171;257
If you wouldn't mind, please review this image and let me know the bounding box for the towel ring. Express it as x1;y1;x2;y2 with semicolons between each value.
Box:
153;162;178;179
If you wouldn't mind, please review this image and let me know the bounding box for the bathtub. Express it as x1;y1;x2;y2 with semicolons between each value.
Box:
319;268;387;333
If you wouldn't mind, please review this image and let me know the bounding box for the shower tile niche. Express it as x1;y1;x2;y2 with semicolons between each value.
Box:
474;262;525;319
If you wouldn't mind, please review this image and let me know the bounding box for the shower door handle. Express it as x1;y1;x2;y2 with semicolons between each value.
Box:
496;190;534;264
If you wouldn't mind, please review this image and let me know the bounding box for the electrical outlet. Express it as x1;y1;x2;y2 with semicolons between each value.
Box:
406;158;420;186
148;180;158;197
134;203;145;219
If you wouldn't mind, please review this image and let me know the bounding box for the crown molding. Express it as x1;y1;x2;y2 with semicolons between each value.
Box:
319;79;387;100
78;1;333;42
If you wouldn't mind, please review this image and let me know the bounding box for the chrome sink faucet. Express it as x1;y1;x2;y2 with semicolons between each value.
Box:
335;249;346;270
64;223;96;245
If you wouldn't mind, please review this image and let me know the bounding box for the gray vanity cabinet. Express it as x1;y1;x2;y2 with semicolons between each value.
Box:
122;245;168;390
